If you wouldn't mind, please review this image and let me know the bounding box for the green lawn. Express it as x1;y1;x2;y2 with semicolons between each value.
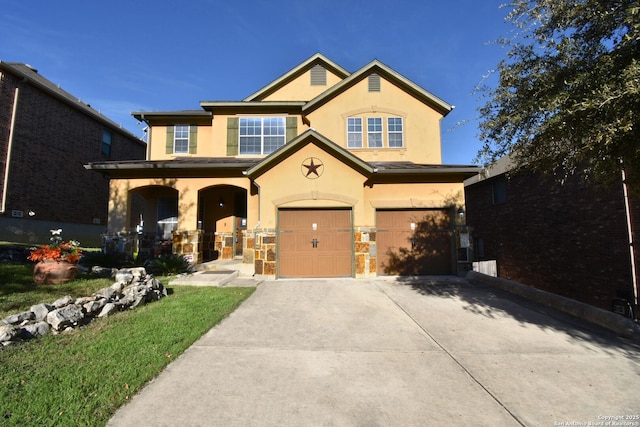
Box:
0;263;254;426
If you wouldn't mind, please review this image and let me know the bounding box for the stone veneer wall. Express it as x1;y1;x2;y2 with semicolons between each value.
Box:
355;228;377;278
248;227;379;279
214;232;234;260
252;229;276;277
172;230;204;264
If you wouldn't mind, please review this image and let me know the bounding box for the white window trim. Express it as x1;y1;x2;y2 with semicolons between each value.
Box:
367;117;383;148
347;117;363;148
174;125;190;154
387;117;404;148
239;117;285;155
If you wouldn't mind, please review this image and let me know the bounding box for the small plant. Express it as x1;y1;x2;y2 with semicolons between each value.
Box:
145;254;192;275
28;229;82;264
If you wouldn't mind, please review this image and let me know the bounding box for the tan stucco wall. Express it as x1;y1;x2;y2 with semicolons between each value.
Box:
147;116;309;161
363;182;464;225
306;77;444;164
107;177;255;233
250;143;463;229
253;143;367;228
260;68;344;102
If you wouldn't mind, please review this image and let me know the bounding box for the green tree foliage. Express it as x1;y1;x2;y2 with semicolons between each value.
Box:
478;0;639;187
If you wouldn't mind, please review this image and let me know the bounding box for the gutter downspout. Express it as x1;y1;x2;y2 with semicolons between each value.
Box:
621;167;638;317
1;86;21;213
139;113;151;160
252;179;261;230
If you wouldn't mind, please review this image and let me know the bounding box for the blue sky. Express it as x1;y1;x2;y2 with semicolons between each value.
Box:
1;0;510;165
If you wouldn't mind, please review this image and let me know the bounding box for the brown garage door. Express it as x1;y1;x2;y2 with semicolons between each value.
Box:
279;209;352;278
376;209;452;275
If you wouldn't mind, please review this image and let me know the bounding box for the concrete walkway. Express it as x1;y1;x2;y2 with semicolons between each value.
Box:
108;277;640;427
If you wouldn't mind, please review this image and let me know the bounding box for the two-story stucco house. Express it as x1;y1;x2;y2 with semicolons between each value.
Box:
86;54;479;278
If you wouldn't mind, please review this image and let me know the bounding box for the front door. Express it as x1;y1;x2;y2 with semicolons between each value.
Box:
278;209;352;278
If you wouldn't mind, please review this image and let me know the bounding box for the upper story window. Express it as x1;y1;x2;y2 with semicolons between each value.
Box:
174;125;190;154
492;177;507;204
347;116;404;149
387;117;403;147
347;117;363;148
101;130;112;157
239;117;285;155
166;124;196;155
367;118;383;148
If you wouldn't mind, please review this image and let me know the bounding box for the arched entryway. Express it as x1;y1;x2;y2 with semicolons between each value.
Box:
127;185;179;258
198;185;248;262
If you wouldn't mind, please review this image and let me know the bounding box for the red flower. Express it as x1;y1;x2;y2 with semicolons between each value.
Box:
28;230;82;263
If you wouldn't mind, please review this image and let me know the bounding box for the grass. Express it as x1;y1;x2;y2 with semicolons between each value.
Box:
0;263;255;426
0;264;114;317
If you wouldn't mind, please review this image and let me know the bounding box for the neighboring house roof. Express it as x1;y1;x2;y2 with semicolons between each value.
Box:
243;53;351;102
302;59;454;117
463;155;515;187
0;60;144;144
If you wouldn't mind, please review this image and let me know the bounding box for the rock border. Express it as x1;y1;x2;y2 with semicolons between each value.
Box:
1;267;167;347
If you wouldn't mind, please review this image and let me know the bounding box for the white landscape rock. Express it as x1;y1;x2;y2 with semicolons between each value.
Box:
0;268;167;347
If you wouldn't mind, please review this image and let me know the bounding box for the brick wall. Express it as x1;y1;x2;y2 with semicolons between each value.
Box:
465;170;639;315
0;68;145;244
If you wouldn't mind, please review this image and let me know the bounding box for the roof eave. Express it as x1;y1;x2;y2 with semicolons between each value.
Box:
243;53;351;101
302;60;453;117
244;129;374;178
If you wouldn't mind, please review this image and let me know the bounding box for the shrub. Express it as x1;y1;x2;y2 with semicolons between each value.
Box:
145;254;191;275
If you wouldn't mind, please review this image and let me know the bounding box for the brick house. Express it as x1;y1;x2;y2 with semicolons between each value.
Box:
0;61;146;246
86;54;479;278
464;156;639;319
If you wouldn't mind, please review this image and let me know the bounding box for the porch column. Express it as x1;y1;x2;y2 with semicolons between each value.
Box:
173;182;202;264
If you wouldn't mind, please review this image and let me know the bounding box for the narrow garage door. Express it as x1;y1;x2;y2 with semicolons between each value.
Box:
279;209;352;278
376;209;452;275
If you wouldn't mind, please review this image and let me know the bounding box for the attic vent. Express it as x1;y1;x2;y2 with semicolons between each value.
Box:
310;64;326;86
368;73;381;92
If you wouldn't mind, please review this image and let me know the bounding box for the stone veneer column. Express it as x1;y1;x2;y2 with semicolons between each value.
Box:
172;230;204;264
354;227;377;278
253;229;276;278
214;232;234;260
243;230;255;264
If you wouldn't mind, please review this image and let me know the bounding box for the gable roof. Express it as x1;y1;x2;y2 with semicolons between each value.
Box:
302;59;453;117
0;61;144;143
244;128;374;179
243;53;351;102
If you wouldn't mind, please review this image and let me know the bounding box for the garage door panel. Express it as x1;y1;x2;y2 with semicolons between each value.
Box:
279;209;352;278
377;209;452;275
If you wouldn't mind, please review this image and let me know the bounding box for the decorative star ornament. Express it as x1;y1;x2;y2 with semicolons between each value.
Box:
301;157;324;179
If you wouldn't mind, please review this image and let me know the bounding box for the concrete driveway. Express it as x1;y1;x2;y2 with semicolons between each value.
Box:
108;277;640;427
